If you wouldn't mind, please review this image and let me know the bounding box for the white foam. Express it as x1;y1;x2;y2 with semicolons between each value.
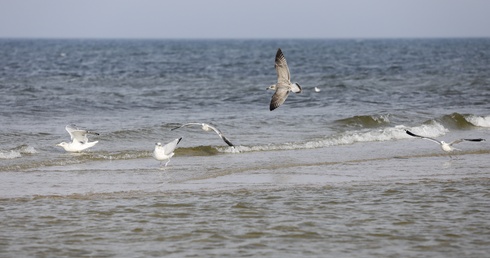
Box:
0;150;22;159
466;115;490;128
0;145;38;159
224;122;449;153
375;114;391;124
19;145;38;154
404;121;448;138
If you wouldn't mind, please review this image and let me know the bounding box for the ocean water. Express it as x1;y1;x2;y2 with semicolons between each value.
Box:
0;38;489;257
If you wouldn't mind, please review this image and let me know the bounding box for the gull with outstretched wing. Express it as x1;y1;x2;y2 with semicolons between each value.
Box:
405;129;485;153
266;48;302;111
56;124;99;152
171;123;234;147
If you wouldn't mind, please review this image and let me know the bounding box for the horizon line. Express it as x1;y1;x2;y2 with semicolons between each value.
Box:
1;36;489;41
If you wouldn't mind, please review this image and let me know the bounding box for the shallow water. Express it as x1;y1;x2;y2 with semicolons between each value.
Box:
0;38;489;257
1;153;489;257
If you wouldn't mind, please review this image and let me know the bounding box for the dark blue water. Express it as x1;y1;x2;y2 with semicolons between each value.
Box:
2;38;489;114
0;39;489;257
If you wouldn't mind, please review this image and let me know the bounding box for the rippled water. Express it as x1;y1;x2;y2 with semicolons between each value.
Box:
2;179;489;257
0;39;489;257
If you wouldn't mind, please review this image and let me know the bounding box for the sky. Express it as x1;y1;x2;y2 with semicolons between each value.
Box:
1;0;490;39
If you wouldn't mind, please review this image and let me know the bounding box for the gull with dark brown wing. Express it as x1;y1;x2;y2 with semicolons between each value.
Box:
266;48;302;111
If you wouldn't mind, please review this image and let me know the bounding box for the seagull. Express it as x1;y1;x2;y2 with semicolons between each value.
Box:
266;48;302;111
153;137;182;166
171;123;234;147
405;129;485;153
56;124;99;152
314;87;321;92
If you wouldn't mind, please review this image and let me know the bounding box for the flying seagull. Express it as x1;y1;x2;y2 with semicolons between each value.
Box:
56;124;99;152
171;123;234;147
153;137;182;167
405;129;485;153
266;48;302;111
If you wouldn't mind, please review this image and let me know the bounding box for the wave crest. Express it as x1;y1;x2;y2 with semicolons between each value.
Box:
441;113;490;129
465;114;490;128
334;114;391;128
233;121;448;153
0;145;37;159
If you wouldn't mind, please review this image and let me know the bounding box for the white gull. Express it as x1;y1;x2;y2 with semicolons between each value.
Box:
171;123;234;147
56;124;99;152
153;137;182;166
405;129;485;153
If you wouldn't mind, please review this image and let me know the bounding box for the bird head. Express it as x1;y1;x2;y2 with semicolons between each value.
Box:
266;84;276;90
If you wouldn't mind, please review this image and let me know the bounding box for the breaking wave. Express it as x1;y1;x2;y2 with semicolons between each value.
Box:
441;113;490;129
464;114;490;128
334;114;391;129
2;113;483;169
230;121;448;153
0;145;38;159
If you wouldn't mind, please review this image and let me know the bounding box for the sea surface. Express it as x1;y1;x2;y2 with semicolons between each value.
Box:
0;38;489;257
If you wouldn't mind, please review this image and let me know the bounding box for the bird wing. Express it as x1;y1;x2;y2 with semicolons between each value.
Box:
206;124;234;147
449;139;464;146
66;124;89;143
163;138;182;155
275;48;290;84
464;138;485;142
270;85;290;111
170;123;201;131
405;130;442;145
220;135;235;147
450;138;485;145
